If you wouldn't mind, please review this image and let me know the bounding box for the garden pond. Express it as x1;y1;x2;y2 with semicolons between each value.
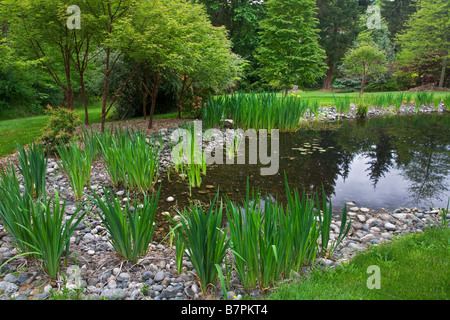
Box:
155;113;450;238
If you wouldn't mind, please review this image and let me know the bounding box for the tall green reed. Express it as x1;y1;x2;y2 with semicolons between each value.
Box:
0;163;37;255
89;187;160;262
16;142;47;199
97;128;160;193
20;190;86;279
202;92;308;133
56;141;93;200
224;176;352;292
169;191;230;295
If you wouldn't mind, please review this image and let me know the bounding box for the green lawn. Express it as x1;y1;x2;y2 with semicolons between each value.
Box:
268;227;450;300
0;100;178;158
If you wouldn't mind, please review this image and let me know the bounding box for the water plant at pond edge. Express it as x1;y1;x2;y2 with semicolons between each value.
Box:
89;187;160;263
224;176;352;292
169;191;230;295
16;142;48;199
57;141;93;200
202;92;308;133
172;122;207;195
333;95;351;120
97;128;160;193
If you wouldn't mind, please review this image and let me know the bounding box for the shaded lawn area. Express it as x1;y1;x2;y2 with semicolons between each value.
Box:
0;100;178;157
268;227;450;300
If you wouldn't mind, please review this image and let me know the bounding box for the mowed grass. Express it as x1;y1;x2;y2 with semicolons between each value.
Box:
268;227;450;300
0;100;178;158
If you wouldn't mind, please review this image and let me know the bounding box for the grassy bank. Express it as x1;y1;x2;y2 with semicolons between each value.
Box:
268;227;450;300
0;100;178;158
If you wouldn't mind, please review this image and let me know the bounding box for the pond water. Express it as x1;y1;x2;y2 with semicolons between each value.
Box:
154;113;450;239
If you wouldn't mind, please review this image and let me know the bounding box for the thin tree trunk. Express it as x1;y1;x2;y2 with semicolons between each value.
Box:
101;48;111;133
142;69;150;120
148;71;160;130
177;76;188;119
323;61;334;90
80;72;89;125
439;57;447;88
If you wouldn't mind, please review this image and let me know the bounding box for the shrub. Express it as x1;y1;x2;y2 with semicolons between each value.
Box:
40;105;81;153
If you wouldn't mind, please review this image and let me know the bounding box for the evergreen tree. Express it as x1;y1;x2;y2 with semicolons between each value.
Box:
317;0;360;90
396;0;449;88
379;0;418;40
257;0;327;95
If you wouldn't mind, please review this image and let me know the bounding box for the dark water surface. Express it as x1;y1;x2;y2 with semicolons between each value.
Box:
153;113;450;239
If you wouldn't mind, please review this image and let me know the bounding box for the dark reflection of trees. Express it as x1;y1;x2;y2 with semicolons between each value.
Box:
364;130;394;188
390;115;450;205
161;114;450;212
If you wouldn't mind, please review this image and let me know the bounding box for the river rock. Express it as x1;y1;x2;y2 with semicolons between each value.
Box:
101;289;127;300
384;222;397;231
154;271;165;282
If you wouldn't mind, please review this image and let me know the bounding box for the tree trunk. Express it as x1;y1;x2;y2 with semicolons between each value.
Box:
101;48;111;133
360;69;367;97
142;69;150;120
177;76;188;119
439;57;447;88
323;61;334;90
148;71;160;130
80;72;89;125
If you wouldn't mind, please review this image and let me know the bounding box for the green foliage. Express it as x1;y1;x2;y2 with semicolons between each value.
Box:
202;92;309;132
339;33;388;95
0;165;85;279
172;122;207;195
395;0;450;87
257;0;327;93
224;176;351;292
40;105;81;153
0;163;37;255
169;191;230;295
16;142;48;199
269;227;450;300
89;187;160;263
20;191;86;279
316;0;361;88
56;141;93;200
97;128;160;193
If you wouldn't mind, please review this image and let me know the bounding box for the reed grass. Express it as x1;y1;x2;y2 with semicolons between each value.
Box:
89;187;160;262
170;191;230;295
223;176;352;292
56;141;93;200
16;142;47;199
0;163;37;255
97;128;160;193
20;190;86;279
202;92;308;132
173;122;207;195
